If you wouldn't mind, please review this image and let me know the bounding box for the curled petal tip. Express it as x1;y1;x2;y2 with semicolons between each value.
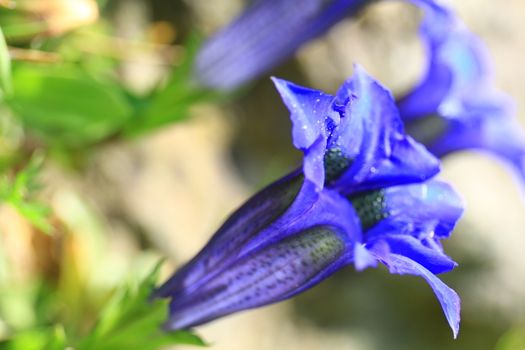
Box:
383;254;461;338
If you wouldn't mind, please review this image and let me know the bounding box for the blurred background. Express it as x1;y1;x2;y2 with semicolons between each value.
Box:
0;0;524;349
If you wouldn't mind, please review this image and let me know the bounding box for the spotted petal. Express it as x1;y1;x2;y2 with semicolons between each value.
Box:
352;180;462;273
162;184;361;330
151;171;305;300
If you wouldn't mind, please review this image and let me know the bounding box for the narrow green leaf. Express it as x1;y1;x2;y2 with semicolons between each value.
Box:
0;27;12;98
79;260;205;350
0;154;53;233
44;325;68;350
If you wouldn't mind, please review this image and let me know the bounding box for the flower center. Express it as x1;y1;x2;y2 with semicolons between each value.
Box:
323;148;353;183
323;148;390;230
349;190;390;230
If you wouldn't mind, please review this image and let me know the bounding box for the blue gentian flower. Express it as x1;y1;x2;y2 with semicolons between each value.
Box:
154;66;463;337
397;0;525;180
196;0;525;182
194;0;371;90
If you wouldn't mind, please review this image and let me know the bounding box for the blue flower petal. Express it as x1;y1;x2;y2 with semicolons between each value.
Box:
397;0;465;120
398;0;493;119
162;183;361;330
369;235;456;274
154;176;362;307
274;66;440;192
272;77;336;189
165;224;351;330
151;171;305;300
427;106;525;182
351;180;461;273
195;0;369;90
378;253;461;338
331;66;440;194
354;243;378;271
239;181;362;256
367;180;464;239
399;0;525;183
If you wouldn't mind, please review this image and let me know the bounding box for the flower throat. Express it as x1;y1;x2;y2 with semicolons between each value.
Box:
323;147;389;230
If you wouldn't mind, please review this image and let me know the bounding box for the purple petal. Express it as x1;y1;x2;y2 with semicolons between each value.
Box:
239;182;362;256
348;180;461;274
399;0;495;118
397;0;468;119
370;235;456;274
399;0;525;184
368;180;464;239
273;66;441;193
195;0;369;90
379;253;461;338
331;65;440;194
272;77;336;189
165;223;353;330
151;171;305;299
427;108;525;182
354;243;377;271
155;178;362;314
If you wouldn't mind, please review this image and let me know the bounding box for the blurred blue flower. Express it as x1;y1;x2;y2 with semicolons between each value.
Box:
194;0;371;90
398;1;525;181
154;67;463;337
196;0;525;182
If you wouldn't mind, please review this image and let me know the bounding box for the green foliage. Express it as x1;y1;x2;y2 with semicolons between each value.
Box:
7;64;132;147
0;5;210;349
123;83;213;138
78;260;205;350
0;326;67;350
123;34;218;137
2;33;220;148
0;8;48;41
0;154;52;233
0;27;12;98
0;262;205;350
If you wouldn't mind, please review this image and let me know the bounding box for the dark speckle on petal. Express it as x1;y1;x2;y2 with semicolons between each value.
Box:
165;226;346;330
349;189;390;230
323;148;353;183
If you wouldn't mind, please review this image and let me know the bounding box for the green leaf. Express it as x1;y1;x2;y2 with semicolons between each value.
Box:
44;325;68;350
0;154;52;233
0;9;48;40
14;200;51;233
0;27;12;98
123;33;222;137
0;329;49;350
7;64;132;147
0;325;68;350
124;87;215;137
78;260;206;350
